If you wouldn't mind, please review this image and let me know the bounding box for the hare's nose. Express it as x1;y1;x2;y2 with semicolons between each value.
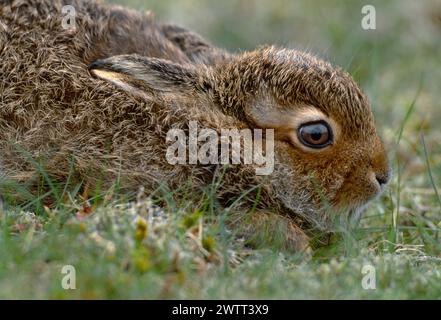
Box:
371;138;391;187
375;171;390;186
374;167;391;187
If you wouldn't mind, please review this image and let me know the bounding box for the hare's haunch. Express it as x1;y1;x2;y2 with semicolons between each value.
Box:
0;0;390;251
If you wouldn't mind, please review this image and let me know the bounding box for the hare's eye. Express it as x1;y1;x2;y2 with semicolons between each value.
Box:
298;121;332;148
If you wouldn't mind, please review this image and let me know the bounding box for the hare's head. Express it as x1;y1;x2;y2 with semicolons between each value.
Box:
90;46;390;229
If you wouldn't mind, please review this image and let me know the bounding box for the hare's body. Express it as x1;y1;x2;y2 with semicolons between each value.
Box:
0;0;226;187
0;0;390;251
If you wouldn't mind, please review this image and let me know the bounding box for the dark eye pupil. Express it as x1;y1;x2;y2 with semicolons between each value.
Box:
310;130;322;141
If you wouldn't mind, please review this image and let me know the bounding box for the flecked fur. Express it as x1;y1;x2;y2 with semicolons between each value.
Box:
0;0;390;251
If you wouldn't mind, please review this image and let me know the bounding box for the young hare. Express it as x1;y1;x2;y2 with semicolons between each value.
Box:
0;0;390;251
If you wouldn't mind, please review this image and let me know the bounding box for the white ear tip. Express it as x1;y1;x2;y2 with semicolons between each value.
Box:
90;69;124;82
90;68;151;100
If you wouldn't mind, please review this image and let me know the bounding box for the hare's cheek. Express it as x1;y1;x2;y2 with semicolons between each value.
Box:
333;168;382;209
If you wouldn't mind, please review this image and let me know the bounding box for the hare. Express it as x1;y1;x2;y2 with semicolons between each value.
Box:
0;0;390;251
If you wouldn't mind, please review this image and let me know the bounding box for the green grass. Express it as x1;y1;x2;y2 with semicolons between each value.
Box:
0;0;440;299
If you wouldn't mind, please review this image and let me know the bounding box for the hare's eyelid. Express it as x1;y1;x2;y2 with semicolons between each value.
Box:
292;108;340;138
291;107;330;126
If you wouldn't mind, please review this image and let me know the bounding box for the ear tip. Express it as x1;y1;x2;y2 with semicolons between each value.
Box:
88;59;105;71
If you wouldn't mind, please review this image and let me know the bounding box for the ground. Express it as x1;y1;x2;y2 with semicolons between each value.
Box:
0;0;440;299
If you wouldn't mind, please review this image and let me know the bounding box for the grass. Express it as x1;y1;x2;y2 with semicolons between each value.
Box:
0;0;440;299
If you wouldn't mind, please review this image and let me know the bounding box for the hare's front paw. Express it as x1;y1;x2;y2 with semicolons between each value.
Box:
228;210;310;253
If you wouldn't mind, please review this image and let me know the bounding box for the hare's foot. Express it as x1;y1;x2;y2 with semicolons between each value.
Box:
228;210;310;253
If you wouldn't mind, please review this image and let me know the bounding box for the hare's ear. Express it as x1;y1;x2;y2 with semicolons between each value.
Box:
89;54;212;98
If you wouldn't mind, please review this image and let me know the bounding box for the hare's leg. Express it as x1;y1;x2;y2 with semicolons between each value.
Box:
227;210;311;253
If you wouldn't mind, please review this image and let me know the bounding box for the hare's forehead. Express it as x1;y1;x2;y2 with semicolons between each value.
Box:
257;87;373;125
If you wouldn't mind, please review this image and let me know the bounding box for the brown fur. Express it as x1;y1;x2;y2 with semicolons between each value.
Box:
0;0;390;251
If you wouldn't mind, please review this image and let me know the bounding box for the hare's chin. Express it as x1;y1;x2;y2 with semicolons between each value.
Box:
336;183;385;218
348;205;368;225
345;196;378;224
